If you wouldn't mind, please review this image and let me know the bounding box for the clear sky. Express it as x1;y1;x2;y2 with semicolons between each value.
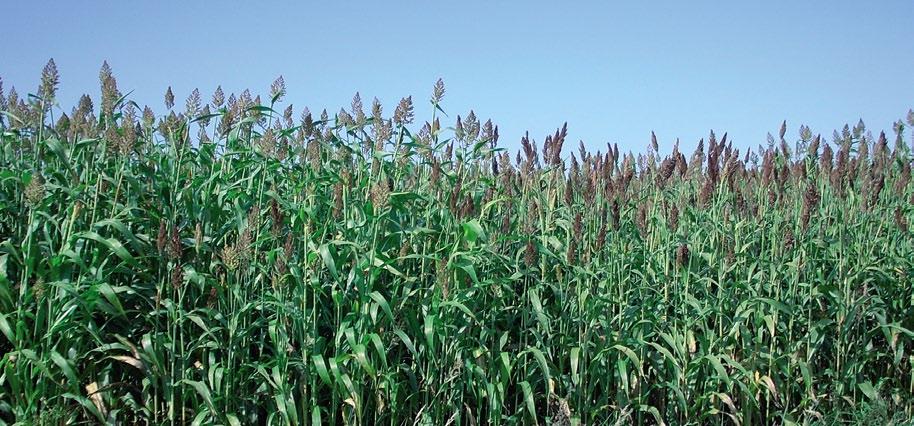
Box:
3;1;913;155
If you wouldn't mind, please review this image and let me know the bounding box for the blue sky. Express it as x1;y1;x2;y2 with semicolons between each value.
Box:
3;1;913;155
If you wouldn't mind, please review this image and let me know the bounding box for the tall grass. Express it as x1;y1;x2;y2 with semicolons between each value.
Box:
1;60;913;424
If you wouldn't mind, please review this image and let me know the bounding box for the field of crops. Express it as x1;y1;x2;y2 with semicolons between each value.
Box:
1;60;913;425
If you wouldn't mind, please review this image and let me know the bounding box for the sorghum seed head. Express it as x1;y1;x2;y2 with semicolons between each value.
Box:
676;244;690;267
221;243;240;271
142;106;155;128
398;240;410;263
807;134;820;159
393;96;414;125
169;224;182;260
449;178;462;212
820;143;833;175
351;92;365;126
194;222;203;251
118;105;137;155
668;205;679;231
595;224;607;253
24;174;45;207
455;115;465;141
270;75;286;102
783;227;795;251
524;239;538;270
283;233;293;257
895;207;908;233
482;119;497;146
32;278;46;300
895;162;911;194
436;260;450;299
212;86;225;108
565;238;578;264
99;61;113;85
270;198;283;237
372;118;392;146
0;77;5;114
371;180;390;211
300;110;315;138
337;108;352;127
611;200;621;230
157;219;168;254
164;86;175;110
39;58;60;103
237;228;253;262
636;202;648;236
460;194;475;219
431;78;445;104
99;62;120;117
800;184;820;231
699;178;714;206
676;152;688;177
169;263;184;291
869;174;885;209
430;159;441;188
207;287;218;307
55;113;70;135
185;88;201;117
656;157;676;188
198;104;213;128
464;111;480;141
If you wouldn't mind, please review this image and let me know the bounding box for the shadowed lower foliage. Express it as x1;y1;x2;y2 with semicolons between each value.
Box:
1;61;914;425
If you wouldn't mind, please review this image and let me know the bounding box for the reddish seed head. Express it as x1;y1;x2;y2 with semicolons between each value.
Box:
676;244;690;267
170;263;183;290
895;207;908;233
524;239;538;270
168;224;182;260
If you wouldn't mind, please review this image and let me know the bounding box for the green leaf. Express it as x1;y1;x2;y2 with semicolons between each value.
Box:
75;231;136;266
183;380;217;413
639;405;666;426
311;406;322;426
858;381;878;400
570;347;581;385
372;256;405;278
319;244;338;280
441;300;478;323
424;314;435;353
704;355;731;387
353;344;375;376
368;291;394;324
0;312;14;344
528;347;551;394
529;290;550;330
758;297;792;315
611;345;642;374
520;380;537;421
312;355;332;386
97;283;126;317
462;219;486;244
226;414;242;426
49;351;78;387
368;333;389;370
394;329;418;359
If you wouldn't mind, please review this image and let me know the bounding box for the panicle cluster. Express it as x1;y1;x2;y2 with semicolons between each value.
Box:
3;60;914;425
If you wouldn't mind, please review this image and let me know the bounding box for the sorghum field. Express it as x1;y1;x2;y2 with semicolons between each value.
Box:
1;60;913;425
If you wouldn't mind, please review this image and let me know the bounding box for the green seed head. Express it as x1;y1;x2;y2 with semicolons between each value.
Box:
24;175;44;207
